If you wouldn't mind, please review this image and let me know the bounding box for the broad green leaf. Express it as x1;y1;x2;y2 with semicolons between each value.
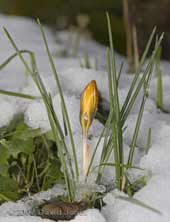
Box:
0;176;19;201
0;114;23;138
0;164;9;177
0;175;18;192
12;138;35;155
11;122;41;140
45;130;55;141
0;191;19;201
0;144;10;164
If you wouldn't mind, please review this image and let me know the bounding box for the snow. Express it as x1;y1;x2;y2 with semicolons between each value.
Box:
101;119;170;222
0;217;54;222
68;209;106;222
124;110;160;148
0;69;27;91
0;182;105;222
0;14;58;56
112;173;170;222
0;209;106;222
25;93;103;135
150;75;170;109
66;136;143;186
102;190;128;222
140;123;170;174
0;98;18;127
56;30;125;70
0;13;170;222
58;67;109;98
0;185;64;216
22;75;57;97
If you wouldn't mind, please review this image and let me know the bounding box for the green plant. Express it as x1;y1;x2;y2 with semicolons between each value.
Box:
87;14;163;194
156;46;163;109
0;29;81;203
0;14;163;216
0;114;63;203
145;128;152;154
155;45;170;113
3;24;79;202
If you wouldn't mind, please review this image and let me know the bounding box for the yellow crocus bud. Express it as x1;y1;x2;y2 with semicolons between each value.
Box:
80;80;99;135
80;80;99;177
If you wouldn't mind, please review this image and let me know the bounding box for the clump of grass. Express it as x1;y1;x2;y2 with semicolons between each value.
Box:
87;13;163;194
3;31;78;202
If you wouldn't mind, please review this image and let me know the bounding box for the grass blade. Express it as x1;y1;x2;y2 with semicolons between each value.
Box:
127;64;153;167
121;33;164;125
155;47;163;109
0;50;31;71
117;195;162;215
156;68;163;108
3;28;33;75
86;109;114;178
145;128;152;154
30;54;75;200
3;28;75;201
37;19;79;180
106;13;124;189
120;27;157;117
94;163;144;171
0;89;36;100
117;61;124;85
106;12;120;121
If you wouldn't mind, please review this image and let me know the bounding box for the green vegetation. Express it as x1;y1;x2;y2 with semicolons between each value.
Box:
155;46;170;113
0;114;63;203
87;15;163;195
156;47;163;109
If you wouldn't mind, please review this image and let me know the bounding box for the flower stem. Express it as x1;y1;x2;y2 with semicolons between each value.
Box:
83;132;90;177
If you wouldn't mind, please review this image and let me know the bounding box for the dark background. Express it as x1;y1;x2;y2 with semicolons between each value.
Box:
0;0;170;59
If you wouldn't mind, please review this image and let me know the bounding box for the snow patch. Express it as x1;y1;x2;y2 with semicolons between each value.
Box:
0;97;18;127
68;209;106;222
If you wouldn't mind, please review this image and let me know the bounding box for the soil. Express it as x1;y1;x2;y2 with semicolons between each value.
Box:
37;200;88;221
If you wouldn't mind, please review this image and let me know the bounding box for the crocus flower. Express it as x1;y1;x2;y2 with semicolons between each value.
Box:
80;80;99;176
80;80;99;135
